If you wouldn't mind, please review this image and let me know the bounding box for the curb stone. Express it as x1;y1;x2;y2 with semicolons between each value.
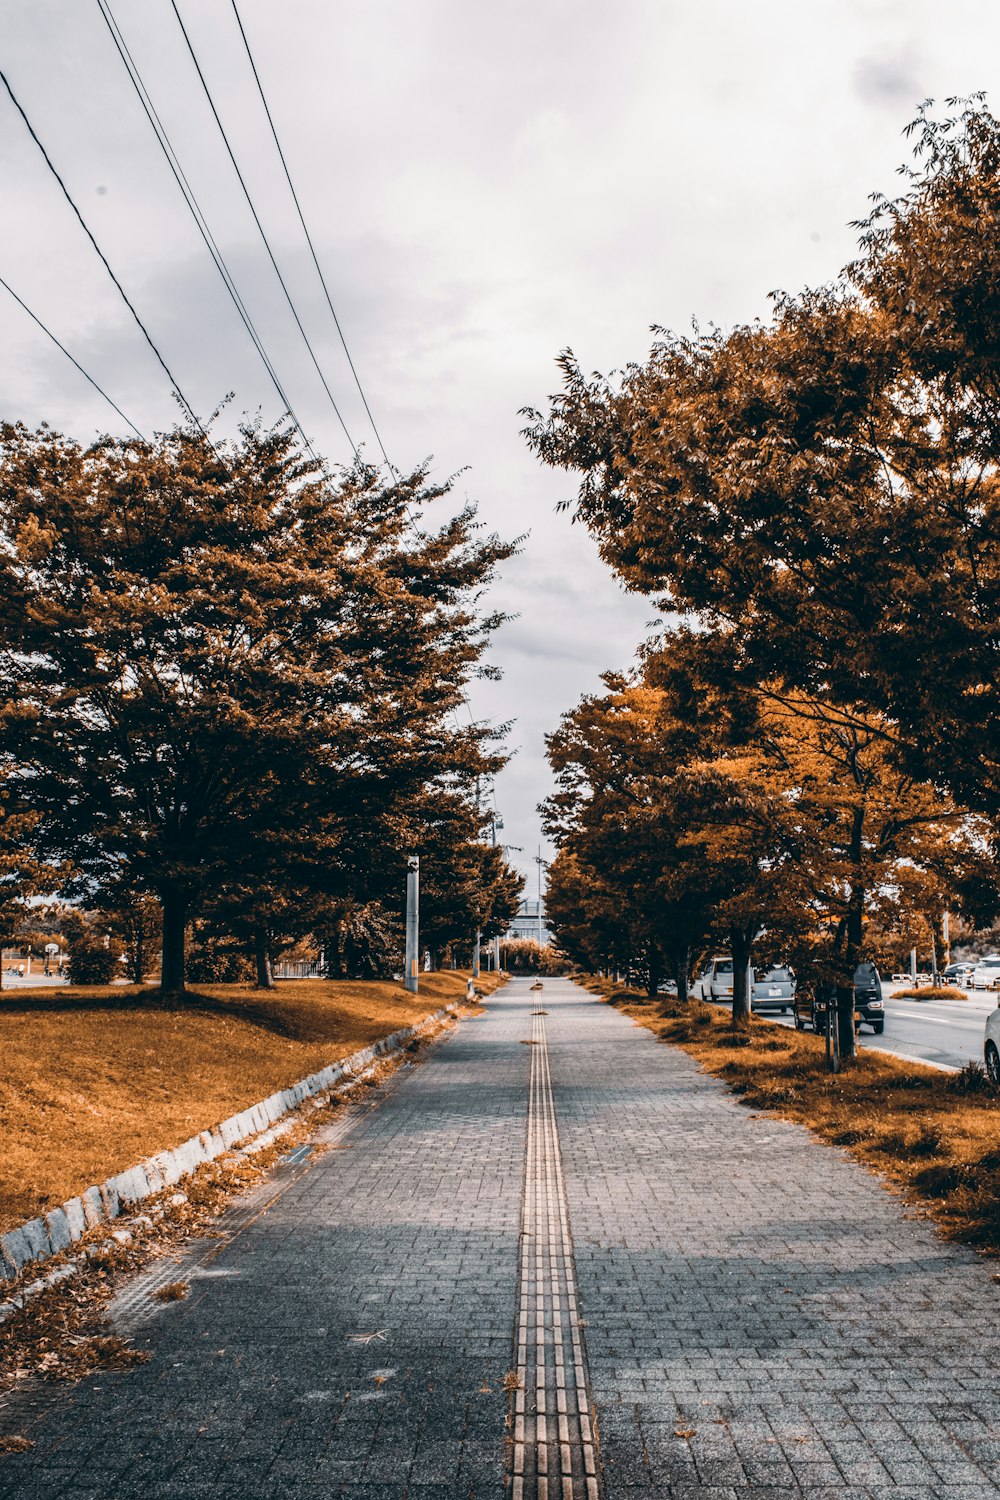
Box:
0;1001;462;1287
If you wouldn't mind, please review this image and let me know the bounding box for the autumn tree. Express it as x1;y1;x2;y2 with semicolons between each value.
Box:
0;420;515;995
544;847;637;977
524;98;1000;844
542;672;797;1013
410;794;523;968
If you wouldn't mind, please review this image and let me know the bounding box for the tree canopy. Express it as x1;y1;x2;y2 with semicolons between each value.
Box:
524;99;1000;826
0;419;521;991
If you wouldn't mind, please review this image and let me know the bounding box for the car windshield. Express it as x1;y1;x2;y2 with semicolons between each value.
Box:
714;960;733;975
979;958;1000;968
854;964;878;983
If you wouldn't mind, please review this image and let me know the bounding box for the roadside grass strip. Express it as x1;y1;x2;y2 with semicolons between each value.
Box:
577;976;1000;1256
0;970;503;1235
0;1009;474;1393
893;985;970;1001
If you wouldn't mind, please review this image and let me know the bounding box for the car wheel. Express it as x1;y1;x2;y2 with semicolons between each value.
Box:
986;1041;1000;1087
872;1019;885;1035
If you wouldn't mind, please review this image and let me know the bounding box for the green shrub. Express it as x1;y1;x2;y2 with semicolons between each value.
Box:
66;931;123;986
186;943;254;984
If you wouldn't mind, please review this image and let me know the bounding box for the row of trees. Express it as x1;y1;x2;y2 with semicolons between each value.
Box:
0;419;523;993
527;98;1000;1058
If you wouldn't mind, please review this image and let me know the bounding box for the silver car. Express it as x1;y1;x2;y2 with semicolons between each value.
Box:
985;1004;1000;1085
752;965;795;1014
973;955;1000;990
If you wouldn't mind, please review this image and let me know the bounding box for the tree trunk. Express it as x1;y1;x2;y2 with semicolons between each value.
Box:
731;924;753;1026
253;926;275;990
328;922;345;979
673;944;690;1004
836;872;865;1063
159;888;187;996
646;942;662;1000
833;806;866;1065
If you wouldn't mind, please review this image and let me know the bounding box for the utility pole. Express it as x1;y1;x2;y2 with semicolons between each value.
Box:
404;855;420;993
534;846;546;949
492;814;503;973
472;927;481;979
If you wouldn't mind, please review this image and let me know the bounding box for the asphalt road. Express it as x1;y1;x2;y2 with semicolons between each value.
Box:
766;984;997;1072
3;977;1000;1498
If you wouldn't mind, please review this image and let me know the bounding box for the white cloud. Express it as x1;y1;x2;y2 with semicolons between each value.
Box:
1;0;998;878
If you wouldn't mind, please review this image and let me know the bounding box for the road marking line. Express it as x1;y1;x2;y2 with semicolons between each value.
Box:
508;1005;601;1499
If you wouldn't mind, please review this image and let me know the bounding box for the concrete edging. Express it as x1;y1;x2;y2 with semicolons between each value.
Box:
0;1001;461;1285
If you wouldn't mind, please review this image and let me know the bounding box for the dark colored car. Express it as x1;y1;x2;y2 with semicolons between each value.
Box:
793;962;885;1035
853;962;885;1032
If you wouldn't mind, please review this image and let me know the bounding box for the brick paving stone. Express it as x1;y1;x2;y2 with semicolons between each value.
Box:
3;977;1000;1498
540;979;1000;1499
0;1003;528;1499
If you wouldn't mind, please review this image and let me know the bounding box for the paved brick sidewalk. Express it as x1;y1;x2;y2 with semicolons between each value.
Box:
0;1000;530;1500
545;980;1000;1499
3;977;1000;1499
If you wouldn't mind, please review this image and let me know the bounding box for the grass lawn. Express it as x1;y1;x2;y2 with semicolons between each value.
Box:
0;970;504;1232
579;976;1000;1255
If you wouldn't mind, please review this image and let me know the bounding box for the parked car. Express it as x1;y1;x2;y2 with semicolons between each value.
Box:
972;955;1000;990
793;962;885;1035
751;965;795;1014
985;1003;1000;1086
943;962;975;988
853;962;885;1032
695;956;734;1003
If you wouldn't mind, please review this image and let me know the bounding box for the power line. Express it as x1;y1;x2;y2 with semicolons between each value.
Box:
94;0;320;466
168;0;360;461
224;11;501;809
0;273;145;438
0;66;207;438
229;0;394;474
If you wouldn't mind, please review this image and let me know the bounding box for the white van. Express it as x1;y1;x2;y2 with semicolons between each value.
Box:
695;956;734;1002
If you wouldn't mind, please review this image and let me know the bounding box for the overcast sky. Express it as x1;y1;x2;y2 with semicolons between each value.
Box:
1;0;996;886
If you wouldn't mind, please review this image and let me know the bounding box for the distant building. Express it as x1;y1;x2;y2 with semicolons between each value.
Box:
506;898;553;947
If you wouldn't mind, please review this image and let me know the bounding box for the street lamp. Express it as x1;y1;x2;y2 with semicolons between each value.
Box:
404;855;419;993
534;847;548;949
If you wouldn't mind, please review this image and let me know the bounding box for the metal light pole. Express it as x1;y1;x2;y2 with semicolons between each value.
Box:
534;847;547;950
492;814;503;972
404;855;420;993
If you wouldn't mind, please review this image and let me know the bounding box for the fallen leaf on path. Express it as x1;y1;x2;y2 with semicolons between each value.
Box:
0;1436;34;1454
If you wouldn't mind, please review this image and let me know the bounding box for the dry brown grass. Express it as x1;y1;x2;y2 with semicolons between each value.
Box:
151;1281;189;1303
578;975;1000;1254
0;970;504;1232
894;985;969;1001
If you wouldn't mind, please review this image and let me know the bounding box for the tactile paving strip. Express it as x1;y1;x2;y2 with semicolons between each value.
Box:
508;1004;601;1500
